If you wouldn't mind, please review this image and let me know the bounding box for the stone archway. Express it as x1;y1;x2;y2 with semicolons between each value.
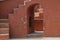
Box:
27;3;44;34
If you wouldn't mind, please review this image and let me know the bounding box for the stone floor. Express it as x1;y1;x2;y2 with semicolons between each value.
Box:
10;37;60;40
9;31;60;40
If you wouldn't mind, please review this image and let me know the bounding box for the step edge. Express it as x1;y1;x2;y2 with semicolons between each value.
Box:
0;28;9;30
0;34;9;35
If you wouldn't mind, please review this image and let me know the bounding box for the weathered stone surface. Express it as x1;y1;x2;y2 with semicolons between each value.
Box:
0;35;9;40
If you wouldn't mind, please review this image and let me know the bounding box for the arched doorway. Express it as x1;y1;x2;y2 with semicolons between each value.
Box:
27;3;44;37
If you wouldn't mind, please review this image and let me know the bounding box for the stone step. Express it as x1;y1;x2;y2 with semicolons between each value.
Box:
0;23;9;28
0;34;9;40
0;28;9;34
0;19;8;23
0;0;5;1
24;0;31;5
14;8;18;15
0;27;9;40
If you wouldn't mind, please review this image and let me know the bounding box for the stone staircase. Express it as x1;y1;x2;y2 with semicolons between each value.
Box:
8;0;40;38
0;0;41;39
0;19;9;40
8;0;32;38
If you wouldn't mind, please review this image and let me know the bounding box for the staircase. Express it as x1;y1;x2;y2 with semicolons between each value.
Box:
8;0;40;38
0;0;41;39
0;19;9;40
8;0;32;38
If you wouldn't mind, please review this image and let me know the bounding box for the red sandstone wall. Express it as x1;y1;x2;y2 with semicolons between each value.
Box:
42;0;60;36
0;0;24;19
34;20;43;31
2;0;60;37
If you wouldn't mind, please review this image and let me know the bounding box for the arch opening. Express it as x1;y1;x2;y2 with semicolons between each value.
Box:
27;3;44;37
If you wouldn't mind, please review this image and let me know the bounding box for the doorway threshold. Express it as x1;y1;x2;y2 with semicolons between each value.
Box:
27;31;44;38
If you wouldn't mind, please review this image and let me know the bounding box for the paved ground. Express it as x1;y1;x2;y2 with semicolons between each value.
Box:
10;31;60;40
10;37;60;40
10;32;60;40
